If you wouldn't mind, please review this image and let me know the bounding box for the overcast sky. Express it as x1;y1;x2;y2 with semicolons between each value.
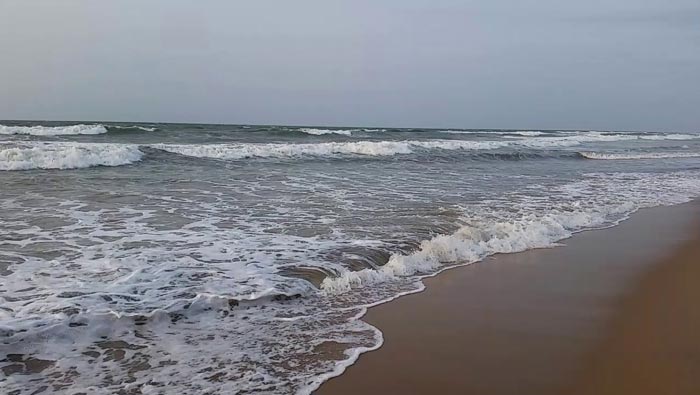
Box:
1;1;698;131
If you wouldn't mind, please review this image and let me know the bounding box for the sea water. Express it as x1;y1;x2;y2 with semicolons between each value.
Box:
1;122;699;393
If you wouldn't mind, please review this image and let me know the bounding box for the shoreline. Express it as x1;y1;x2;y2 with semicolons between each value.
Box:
316;201;700;394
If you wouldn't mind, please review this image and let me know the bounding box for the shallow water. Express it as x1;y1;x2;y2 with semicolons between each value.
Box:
1;121;700;394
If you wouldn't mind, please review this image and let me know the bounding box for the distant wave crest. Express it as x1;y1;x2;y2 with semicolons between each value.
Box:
298;128;354;136
579;151;700;160
638;133;700;141
291;128;386;136
0;124;108;136
0;123;160;135
441;130;548;136
110;125;158;132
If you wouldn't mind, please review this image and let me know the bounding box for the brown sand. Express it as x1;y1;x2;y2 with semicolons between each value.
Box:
570;217;700;394
316;201;700;395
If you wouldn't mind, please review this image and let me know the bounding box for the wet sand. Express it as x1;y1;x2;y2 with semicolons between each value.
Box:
316;201;700;395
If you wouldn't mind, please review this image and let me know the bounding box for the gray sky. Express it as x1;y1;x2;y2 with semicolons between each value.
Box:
1;0;699;131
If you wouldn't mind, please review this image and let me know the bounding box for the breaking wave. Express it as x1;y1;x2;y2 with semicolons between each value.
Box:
150;132;700;161
292;128;386;136
150;140;508;159
511;130;547;136
580;151;700;160
321;171;700;294
298;128;354;136
0;142;143;170
109;125;158;132
0;123;160;136
1;138;698;172
2;159;699;394
441;130;548;136
639;133;700;140
0;124;108;136
321;209;614;293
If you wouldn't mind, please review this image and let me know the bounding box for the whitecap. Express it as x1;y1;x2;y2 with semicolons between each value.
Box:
580;151;700;160
110;125;158;132
0;142;143;170
150;140;508;160
0;124;108;136
298;128;354;136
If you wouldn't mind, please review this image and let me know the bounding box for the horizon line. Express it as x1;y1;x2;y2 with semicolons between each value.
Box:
2;118;694;134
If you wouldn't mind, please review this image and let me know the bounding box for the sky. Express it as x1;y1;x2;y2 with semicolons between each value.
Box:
1;0;699;131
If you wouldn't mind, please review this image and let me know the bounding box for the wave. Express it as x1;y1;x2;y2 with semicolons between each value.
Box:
294;128;386;136
109;125;158;132
321;209;613;293
513;132;700;149
0;123;158;136
0;140;577;172
580;151;700;160
150;140;509;160
0;124;108;136
3;168;699;394
572;131;700;142
441;130;548;136
0;142;143;170
298;128;354;136
321;170;700;294
639;133;700;140
512;130;547;136
473;151;580;161
441;130;700;141
2;131;697;171
151;135;700;161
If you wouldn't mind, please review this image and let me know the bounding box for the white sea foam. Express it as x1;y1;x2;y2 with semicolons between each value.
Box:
0;124;108;136
321;171;700;294
0;194;369;394
111;125;158;132
580;151;700;160
299;128;354;136
500;131;699;144
152;141;412;158
321;210;609;293
2;167;700;394
519;132;638;146
151;140;509;160
3;124;700;394
639;133;700;140
150;132;700;161
506;131;698;149
414;139;508;150
442;130;548;136
0;142;143;170
512;130;547;136
296;128;385;135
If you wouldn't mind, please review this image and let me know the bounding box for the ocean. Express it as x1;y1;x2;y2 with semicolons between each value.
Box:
1;121;699;394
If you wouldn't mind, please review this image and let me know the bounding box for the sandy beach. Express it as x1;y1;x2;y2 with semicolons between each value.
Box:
317;201;700;395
